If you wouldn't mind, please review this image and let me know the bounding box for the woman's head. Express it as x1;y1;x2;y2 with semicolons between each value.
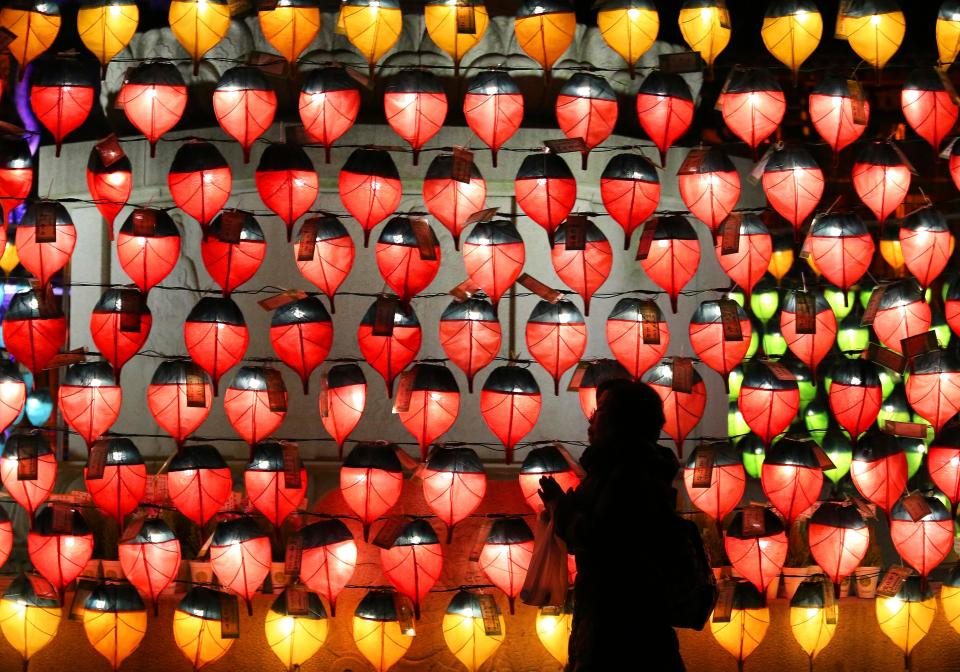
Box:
589;379;666;445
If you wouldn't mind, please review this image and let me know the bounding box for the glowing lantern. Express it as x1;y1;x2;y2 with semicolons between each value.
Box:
168;140;231;231
837;0;905;71
761;145;823;233
0;360;25;435
320;363;366;457
838;312;869;357
928;425;960;512
90;288;151;381
383;70;447;165
0;137;32;228
299;519;357;615
341;442;403;541
29;55;96;157
118;517;181;613
397;364;460;460
645;358;707;458
0;0;61;74
462;220;525;308
738;360;800;446
877;386;911;431
425;0;489;75
202;210;266;297
880;223;906;273
871;280;931;354
683;443;745;522
555;73;618;168
636;71;694;166
514;0;575;78
762;0;822;81
889;495;952;579
678;0;730;73
779;290;836;377
58;361;121;449
169;0;230;72
900;208;951;290
210;516;272;614
255;142;318;241
463;72;523;168
760;436;823;526
2;288;66;375
83;583;147;671
906;349;960;436
0;433;56;517
551;219;611;315
597;0;659;77
902;68;958;150
299;67;361;163
421;447;486;542
357;298;421;396
827;359;881;442
808;501;869;589
514;153;576;244
439;297;500;392
938;1;960;67
809;213;874;296
117;62;187;157
339;149;402;247
16;199;77;288
479;517;533;613
852;141;911;223
724;507;787;591
710;581;769;670
718;68;786;151
340;0;403;79
767;236;794;283
789;578;837;667
639;215;700;313
77;0;138;77
265;588;328;672
480;365;541;464
259;0;321;65
224;367;287;446
376;217;441;304
943;280;960;336
86;145;131;230
678;148;740;232
537;599;573;666
270;295;333;393
116;208;181;295
353;590;414;672
689;300;752;382
146;360;213;448
519;445;580;515
809;76;870;154
714;214;772;302
600;153;660;249
577;359;630;419
184;297;249;395
525;299;586;395
28;505;94;596
740;433;766;477
380;519;443;619
876;576;935;670
0;575;60;670
851;428;908;514
423;154;486;249
173;587;235;669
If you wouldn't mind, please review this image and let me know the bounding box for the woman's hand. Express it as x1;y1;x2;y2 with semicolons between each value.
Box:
538;475;564;508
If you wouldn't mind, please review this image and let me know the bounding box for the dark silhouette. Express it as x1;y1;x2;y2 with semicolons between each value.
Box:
540;379;704;672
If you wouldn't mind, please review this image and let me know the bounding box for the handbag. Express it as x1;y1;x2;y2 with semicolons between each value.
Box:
665;516;717;630
519;504;570;608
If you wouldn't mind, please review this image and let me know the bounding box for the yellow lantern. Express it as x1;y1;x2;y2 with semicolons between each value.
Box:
678;0;731;75
879;226;906;274
425;0;490;76
789;578;837;668
941;565;960;633
169;0;232;74
353;590;414;672
0;574;61;668
0;242;19;275
339;0;403;80
514;0;576;80
77;0;140;78
441;591;505;672
596;0;660;78
173;587;236;670
837;0;905;72
937;2;960;68
768;239;794;282
258;0;321;66
0;0;61;76
877;575;935;670
83;584;148;671
761;0;822;83
535;600;573;666
264;587;328;671
709;582;770;670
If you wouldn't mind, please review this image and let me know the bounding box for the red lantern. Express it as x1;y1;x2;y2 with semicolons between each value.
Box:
210;516;272;615
28;505;94;598
57;361;121;447
890;496;953;579
906;349;960;436
421;447;486;543
808;75;870;155
255;142;318;241
213;65;277;163
0;137;32;228
397;364;460;460
167;140;232;230
514;153;576;244
86;145;131;232
871;280;931;354
718;67;786;150
760;436;823;526
526;299;586;395
724;508;787;591
224;366;287;446
780;290;837;376
555;72;618;169
201;210;266;297
462;220;525;308
635;71;694;166
519;445;580;514
929;425;960;511
851;429;908;514
463;71;523;167
689;299;752;382
683;443;746;523
761;145;824;233
577;359;630;419
244;441;307;528
606;297;670;380
384;70;447;165
714;214;772;301
644;358;706;459
828;359;882;441
89;288;151;382
270;295;333;394
2;288;66;375
16;200;77;288
0;433;57;517
356;298;421;397
738;361;800;446
117;62;187;157
902;68;958;150
551;218;612;316
808;501;869;587
84;437;146;526
340;442;403;541
146;360;213;448
852;141;911;223
0;360;25;434
376;216;442;304
809;213;875;292
439;297;501;392
480;365;541;465
380;519;443;619
339;149;402;247
184;297;249;395
950;140;960;192
0;507;11;570
167;444;233;528
900;207;951;289
299;67;361;163
422;153;487;249
319;363;366;458
298;519;357;615
600;153;660;249
116;208;181;295
678;148;740;232
639;215;700;313
30;55;95;157
119;517;181;614
479;517;533;614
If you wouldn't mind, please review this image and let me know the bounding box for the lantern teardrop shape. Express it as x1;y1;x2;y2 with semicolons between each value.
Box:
298;519;357;615
761;0;822;81
210;516;272;614
600;153;660;249
320;363;366;457
761;145;824;233
202;210;266;297
808;501;869;587
0;360;26;435
514;153;577;244
876;575;935;670
397;364;460;460
168;444;233;528
678;148;741;232
265;587;328;672
928;424;960;512
809;75;870;155
169;0;231;73
0;432;57;517
341;442;403;541
384;69;447;165
714;213;772;302
525;299;586;395
890;495;953;579
340;0;402;79
146;360;213;447
83;583;147;671
479;517;534;614
173;587;236;669
514;0;576;78
357;297;421;397
440;296;501;392
423;153;487;249
421;447;486;542
851;428;908;514
577;359;630;419
606;297;670;380
258;0;321;65
789;578;837;666
519;445;580;515
463;71;524;167
555;73;618;168
597;0;659;77
86;144;131;231
760;436;823;526
224;366;288;446
480;365;541;464
184;296;249;396
780;289;837;376
117;62;187;157
852;141;911;223
724;507;787;591
380;519;443;619
425;0;489;73
353;589;415;672
537;599;573;666
167;140;232;230
116;208;181;295
938;1;960;67
442;590;506;672
0;137;32;228
2;288;67;375
255;142;319;241
270;295;333;394
28;505;94;597
810;213;875;292
0;574;61;670
244;441;307;528
900;207;952;290
639;215;701;313
683;443;746;523
339;149;402;247
299;67;362;163
376;216;442;304
77;0;139;77
678;0;731;74
944;564;960;635
636;71;694;166
902;68;959;150
837;0;905;71
0;0;61;75
119;517;181;613
689;299;752;381
718;67;786;150
738;360;800;446
90;287;152;381
644;357;707;459
871;279;931;354
906;348;960;436
59;361;122;448
16;199;77;288
551;219;612;316
29;55;96;157
462;220;525;308
828;358;882;441
710;581;769;669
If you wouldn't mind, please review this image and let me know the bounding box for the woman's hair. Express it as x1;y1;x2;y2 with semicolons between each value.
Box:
595;378;666;443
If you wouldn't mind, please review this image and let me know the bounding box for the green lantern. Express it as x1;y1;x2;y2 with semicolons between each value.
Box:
804;395;830;444
746;317;760;359
932;309;952;348
822;426;853;484
899;436;928;480
728;365;744;402
728;400;750;441
858;275;877;311
823;284;856;321
762;314;788;358
878;367;900;401
783;356;817;412
877;387;912;430
941;266;958;303
728;287;746;309
750;275;780;324
837;311;869;358
910;412;935;446
739;433;766;479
